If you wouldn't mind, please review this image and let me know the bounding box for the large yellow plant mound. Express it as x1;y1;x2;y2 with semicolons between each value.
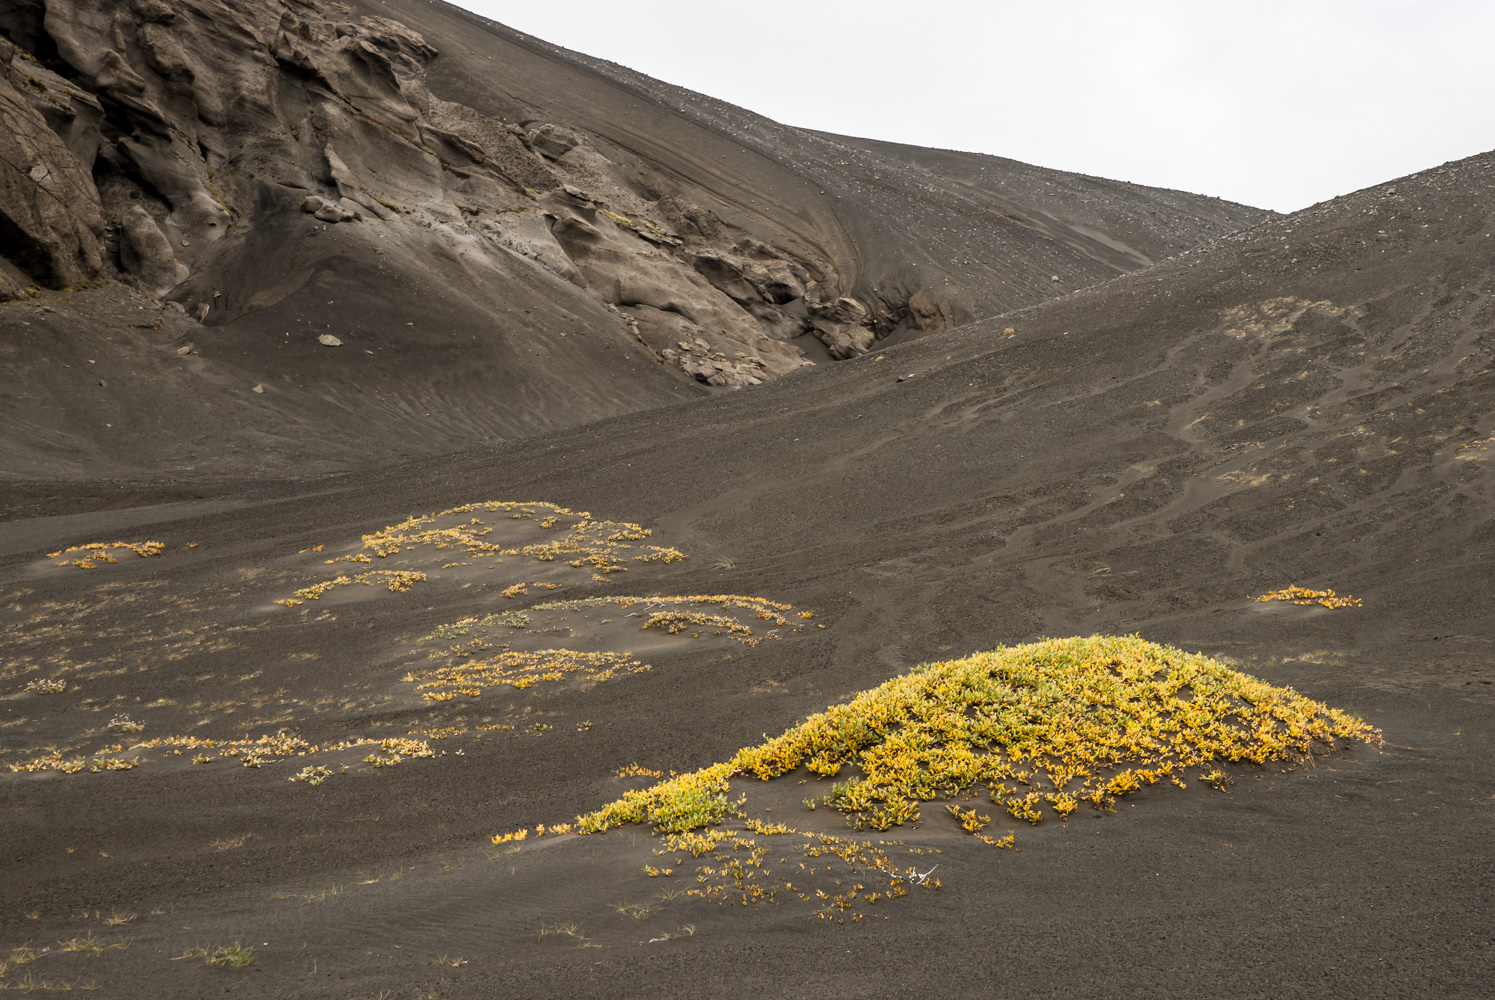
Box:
575;635;1381;838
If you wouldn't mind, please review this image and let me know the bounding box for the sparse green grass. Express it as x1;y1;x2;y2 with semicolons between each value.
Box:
609;901;656;920
0;972;100;991
537;923;597;948
1;945;46;978
275;885;341;905
173;943;255;969
55;935;128;958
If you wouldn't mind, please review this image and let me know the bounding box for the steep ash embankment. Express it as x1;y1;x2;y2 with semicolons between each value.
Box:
0;0;1266;478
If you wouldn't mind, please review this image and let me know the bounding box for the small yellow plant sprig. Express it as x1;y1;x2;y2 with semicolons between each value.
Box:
491;828;528;845
1251;586;1361;609
48;540;165;568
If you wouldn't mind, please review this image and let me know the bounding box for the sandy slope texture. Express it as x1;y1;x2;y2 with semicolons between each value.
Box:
1;146;1491;997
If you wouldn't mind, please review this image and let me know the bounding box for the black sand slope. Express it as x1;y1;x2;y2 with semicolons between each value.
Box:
0;0;1266;478
3;125;1493;1000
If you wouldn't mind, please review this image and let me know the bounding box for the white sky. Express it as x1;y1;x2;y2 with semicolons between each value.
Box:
449;0;1495;213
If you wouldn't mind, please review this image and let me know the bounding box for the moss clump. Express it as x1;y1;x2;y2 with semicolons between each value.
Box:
575;635;1380;838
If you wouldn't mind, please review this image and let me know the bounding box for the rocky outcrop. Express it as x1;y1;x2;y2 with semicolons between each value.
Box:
117;203;186;295
0;38;105;295
0;0;850;382
0;0;1269;413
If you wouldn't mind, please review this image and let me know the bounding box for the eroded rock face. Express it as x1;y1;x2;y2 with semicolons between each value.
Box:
117;204;186;295
0;0;1267;404
0;38;105;294
0;0;851;381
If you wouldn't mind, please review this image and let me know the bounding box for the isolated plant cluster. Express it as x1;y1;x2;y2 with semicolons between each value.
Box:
1251;585;1362;609
490;636;1380;920
47;540;165;569
276;501;688;607
511;635;1381;845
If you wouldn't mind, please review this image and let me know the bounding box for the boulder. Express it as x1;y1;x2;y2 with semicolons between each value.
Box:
907;289;952;333
118;205;188;295
526;123;584;161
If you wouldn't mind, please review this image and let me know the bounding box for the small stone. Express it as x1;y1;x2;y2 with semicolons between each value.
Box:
251;384;264;393
176;344;193;355
318;333;342;347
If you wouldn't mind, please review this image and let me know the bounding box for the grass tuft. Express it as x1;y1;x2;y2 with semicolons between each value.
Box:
173;943;255;969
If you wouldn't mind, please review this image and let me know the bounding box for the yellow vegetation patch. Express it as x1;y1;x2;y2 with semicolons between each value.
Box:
502;636;1378;921
1251;586;1361;609
7;730;436;777
48;540;165;568
571;636;1379;837
276;501;686;607
407;594;806;700
531;594;796;644
404;649;649;699
275;570;429;607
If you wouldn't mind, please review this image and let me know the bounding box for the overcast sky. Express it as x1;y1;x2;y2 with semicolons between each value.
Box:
451;0;1494;213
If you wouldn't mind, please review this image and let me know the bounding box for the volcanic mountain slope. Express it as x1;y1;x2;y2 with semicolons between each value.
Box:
2;136;1492;999
0;0;1266;478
